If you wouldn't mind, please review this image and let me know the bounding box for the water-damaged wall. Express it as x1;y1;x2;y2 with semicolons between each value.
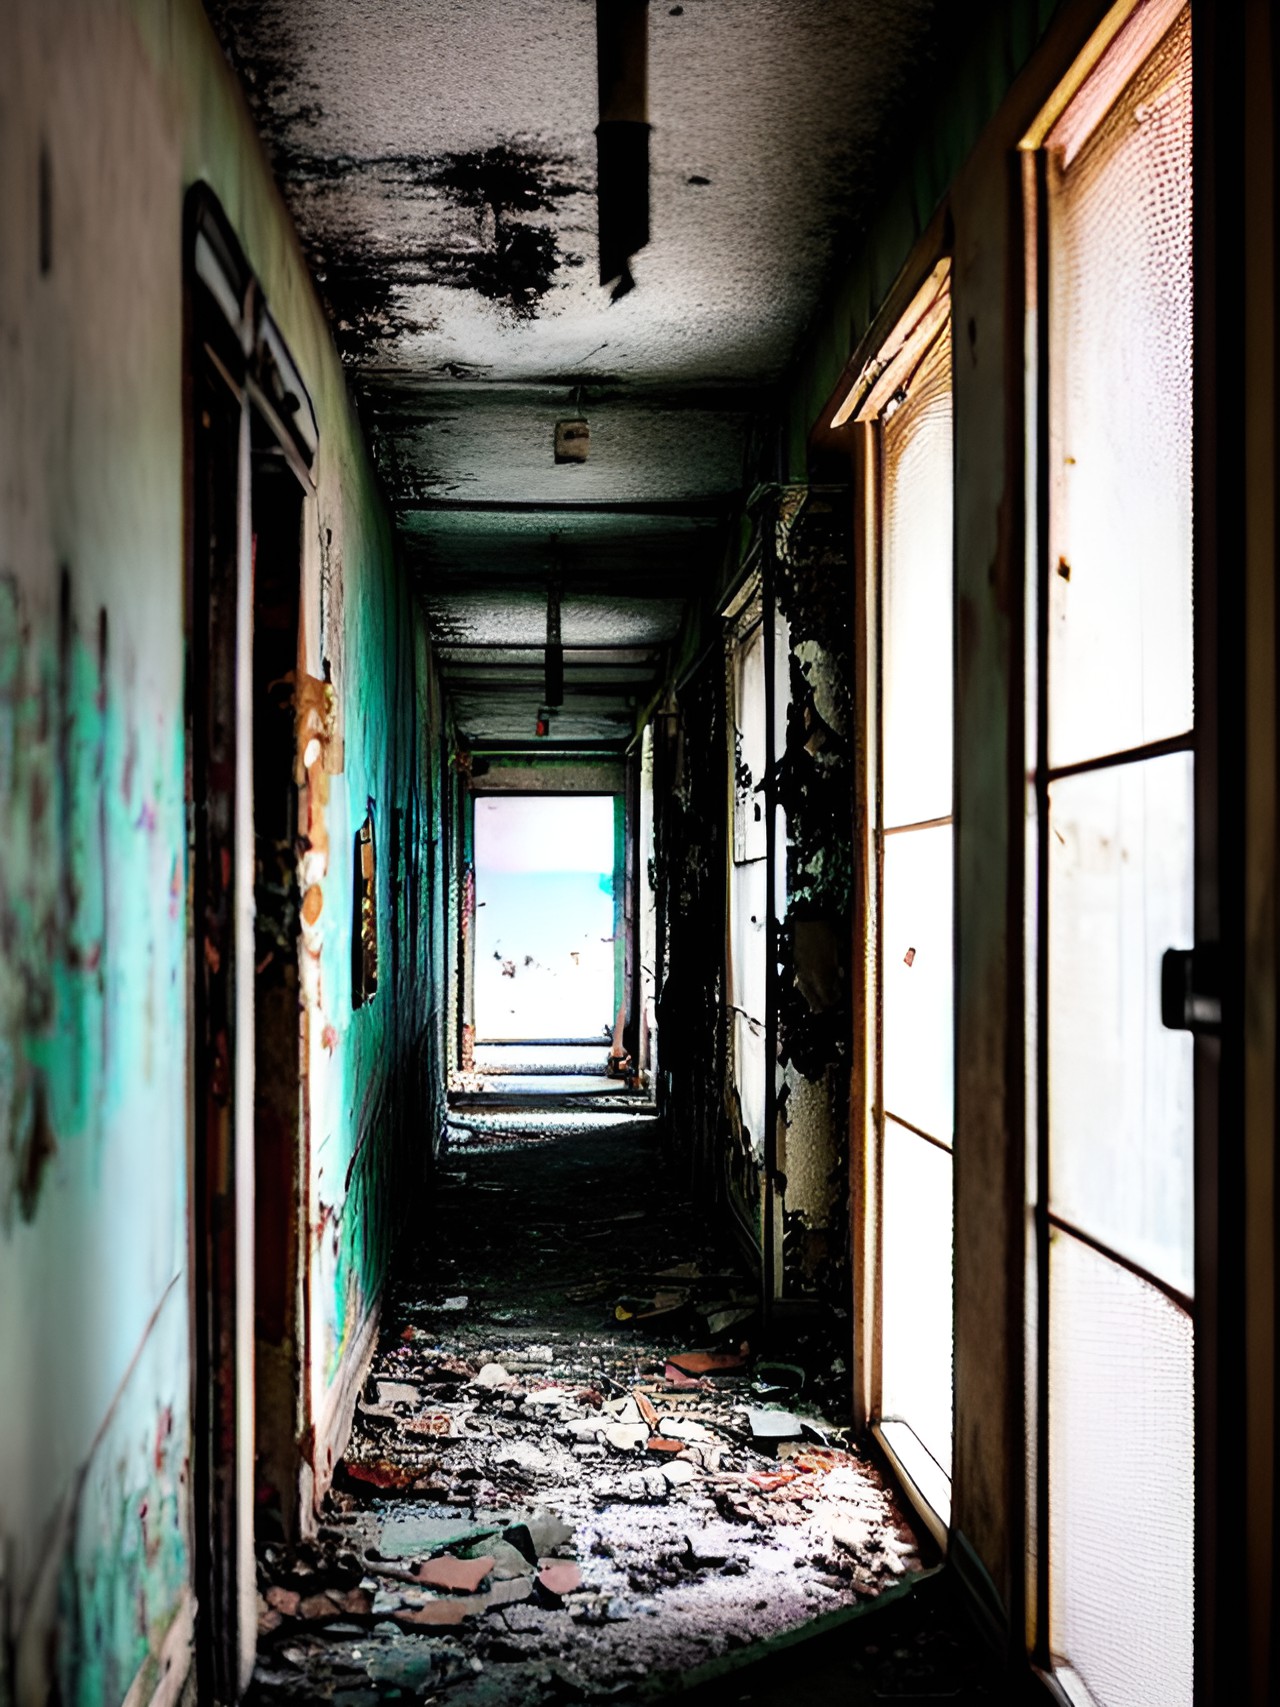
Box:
0;0;447;1698
653;652;729;1221
653;492;855;1310
771;490;856;1306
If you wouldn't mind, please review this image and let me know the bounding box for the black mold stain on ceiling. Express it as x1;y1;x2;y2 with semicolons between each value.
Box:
202;0;956;745
294;144;587;358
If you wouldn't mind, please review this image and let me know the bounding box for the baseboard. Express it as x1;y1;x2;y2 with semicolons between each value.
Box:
121;1589;195;1707
309;1299;381;1514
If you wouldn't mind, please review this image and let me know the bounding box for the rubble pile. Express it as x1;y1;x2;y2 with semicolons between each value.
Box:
249;1117;927;1704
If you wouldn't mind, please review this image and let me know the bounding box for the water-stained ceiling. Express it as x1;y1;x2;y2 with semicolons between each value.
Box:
206;0;947;748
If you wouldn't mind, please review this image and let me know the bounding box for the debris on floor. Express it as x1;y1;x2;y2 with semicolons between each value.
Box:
248;1117;930;1704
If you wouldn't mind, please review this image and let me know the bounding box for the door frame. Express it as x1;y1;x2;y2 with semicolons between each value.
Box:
1019;5;1219;1697
463;785;628;1052
184;186;318;1699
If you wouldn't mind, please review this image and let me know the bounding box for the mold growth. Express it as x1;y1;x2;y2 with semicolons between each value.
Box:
286;145;584;360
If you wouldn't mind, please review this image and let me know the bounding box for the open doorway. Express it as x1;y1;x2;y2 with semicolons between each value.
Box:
470;792;623;1092
187;190;316;1698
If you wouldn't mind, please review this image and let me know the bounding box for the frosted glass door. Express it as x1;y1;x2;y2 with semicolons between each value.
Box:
876;321;955;1512
1039;12;1195;1705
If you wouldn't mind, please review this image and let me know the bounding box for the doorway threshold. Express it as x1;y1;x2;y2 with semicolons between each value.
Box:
449;1089;653;1114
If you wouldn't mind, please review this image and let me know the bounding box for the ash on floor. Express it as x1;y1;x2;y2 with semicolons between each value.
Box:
248;1116;934;1705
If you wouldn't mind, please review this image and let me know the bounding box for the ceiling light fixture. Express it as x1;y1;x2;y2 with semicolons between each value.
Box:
554;416;590;463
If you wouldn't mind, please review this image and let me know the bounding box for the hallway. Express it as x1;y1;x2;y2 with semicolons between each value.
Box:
4;2;1280;1705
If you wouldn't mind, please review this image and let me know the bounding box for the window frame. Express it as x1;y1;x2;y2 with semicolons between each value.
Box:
1021;5;1199;1701
845;263;957;1550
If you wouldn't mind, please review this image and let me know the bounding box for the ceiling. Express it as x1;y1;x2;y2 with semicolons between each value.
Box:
207;0;948;749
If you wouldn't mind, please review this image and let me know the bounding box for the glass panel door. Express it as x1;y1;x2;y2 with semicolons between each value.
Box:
875;319;955;1520
1036;11;1195;1704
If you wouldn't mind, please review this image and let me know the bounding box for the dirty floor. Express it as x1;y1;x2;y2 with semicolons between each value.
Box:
248;1114;1006;1704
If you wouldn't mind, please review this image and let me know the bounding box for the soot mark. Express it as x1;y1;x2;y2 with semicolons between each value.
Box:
206;2;584;343
300;145;583;358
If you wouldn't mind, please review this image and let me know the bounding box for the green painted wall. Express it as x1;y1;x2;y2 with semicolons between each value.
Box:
0;0;448;1697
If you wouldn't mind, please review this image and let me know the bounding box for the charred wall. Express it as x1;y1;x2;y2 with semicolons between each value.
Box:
652;490;856;1314
653;652;729;1223
771;490;856;1306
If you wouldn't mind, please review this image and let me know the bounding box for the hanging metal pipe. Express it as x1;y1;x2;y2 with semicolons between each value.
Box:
596;0;650;299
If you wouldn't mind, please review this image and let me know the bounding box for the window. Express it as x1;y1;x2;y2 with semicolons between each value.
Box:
844;268;956;1533
1027;7;1194;1704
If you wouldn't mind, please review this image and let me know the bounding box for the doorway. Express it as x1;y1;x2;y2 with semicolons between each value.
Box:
470;792;623;1090
187;190;316;1698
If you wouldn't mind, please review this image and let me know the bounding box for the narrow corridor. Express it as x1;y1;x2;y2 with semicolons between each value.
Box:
5;3;1280;1706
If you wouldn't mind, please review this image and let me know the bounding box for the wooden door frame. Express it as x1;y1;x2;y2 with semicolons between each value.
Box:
184;186;317;1700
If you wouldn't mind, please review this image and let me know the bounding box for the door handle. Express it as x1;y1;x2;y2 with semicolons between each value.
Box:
1161;944;1221;1035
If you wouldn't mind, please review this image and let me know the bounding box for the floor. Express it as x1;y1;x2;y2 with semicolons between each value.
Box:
248;1114;1009;1704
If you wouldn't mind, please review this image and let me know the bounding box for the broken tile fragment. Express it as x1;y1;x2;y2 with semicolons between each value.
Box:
374;1378;422;1407
413;1554;495;1593
467;1538;535;1580
603;1422;649;1453
504;1511;574;1564
633;1389;660;1428
667;1350;747;1376
297;1586;372;1621
537;1561;583;1598
657;1415;714;1444
749;1469;799;1492
376;1514;502;1558
743;1407;806;1442
565;1417;605;1443
404;1410;455;1436
603;1395;643;1424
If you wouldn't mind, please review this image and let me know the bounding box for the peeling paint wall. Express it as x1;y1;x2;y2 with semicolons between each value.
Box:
653;491;856;1308
0;0;448;1697
772;492;857;1304
771;0;1154;1647
653;653;730;1227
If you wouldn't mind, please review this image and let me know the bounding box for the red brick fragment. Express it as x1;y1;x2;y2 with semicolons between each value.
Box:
537;1561;582;1597
341;1458;418;1491
412;1554;494;1593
